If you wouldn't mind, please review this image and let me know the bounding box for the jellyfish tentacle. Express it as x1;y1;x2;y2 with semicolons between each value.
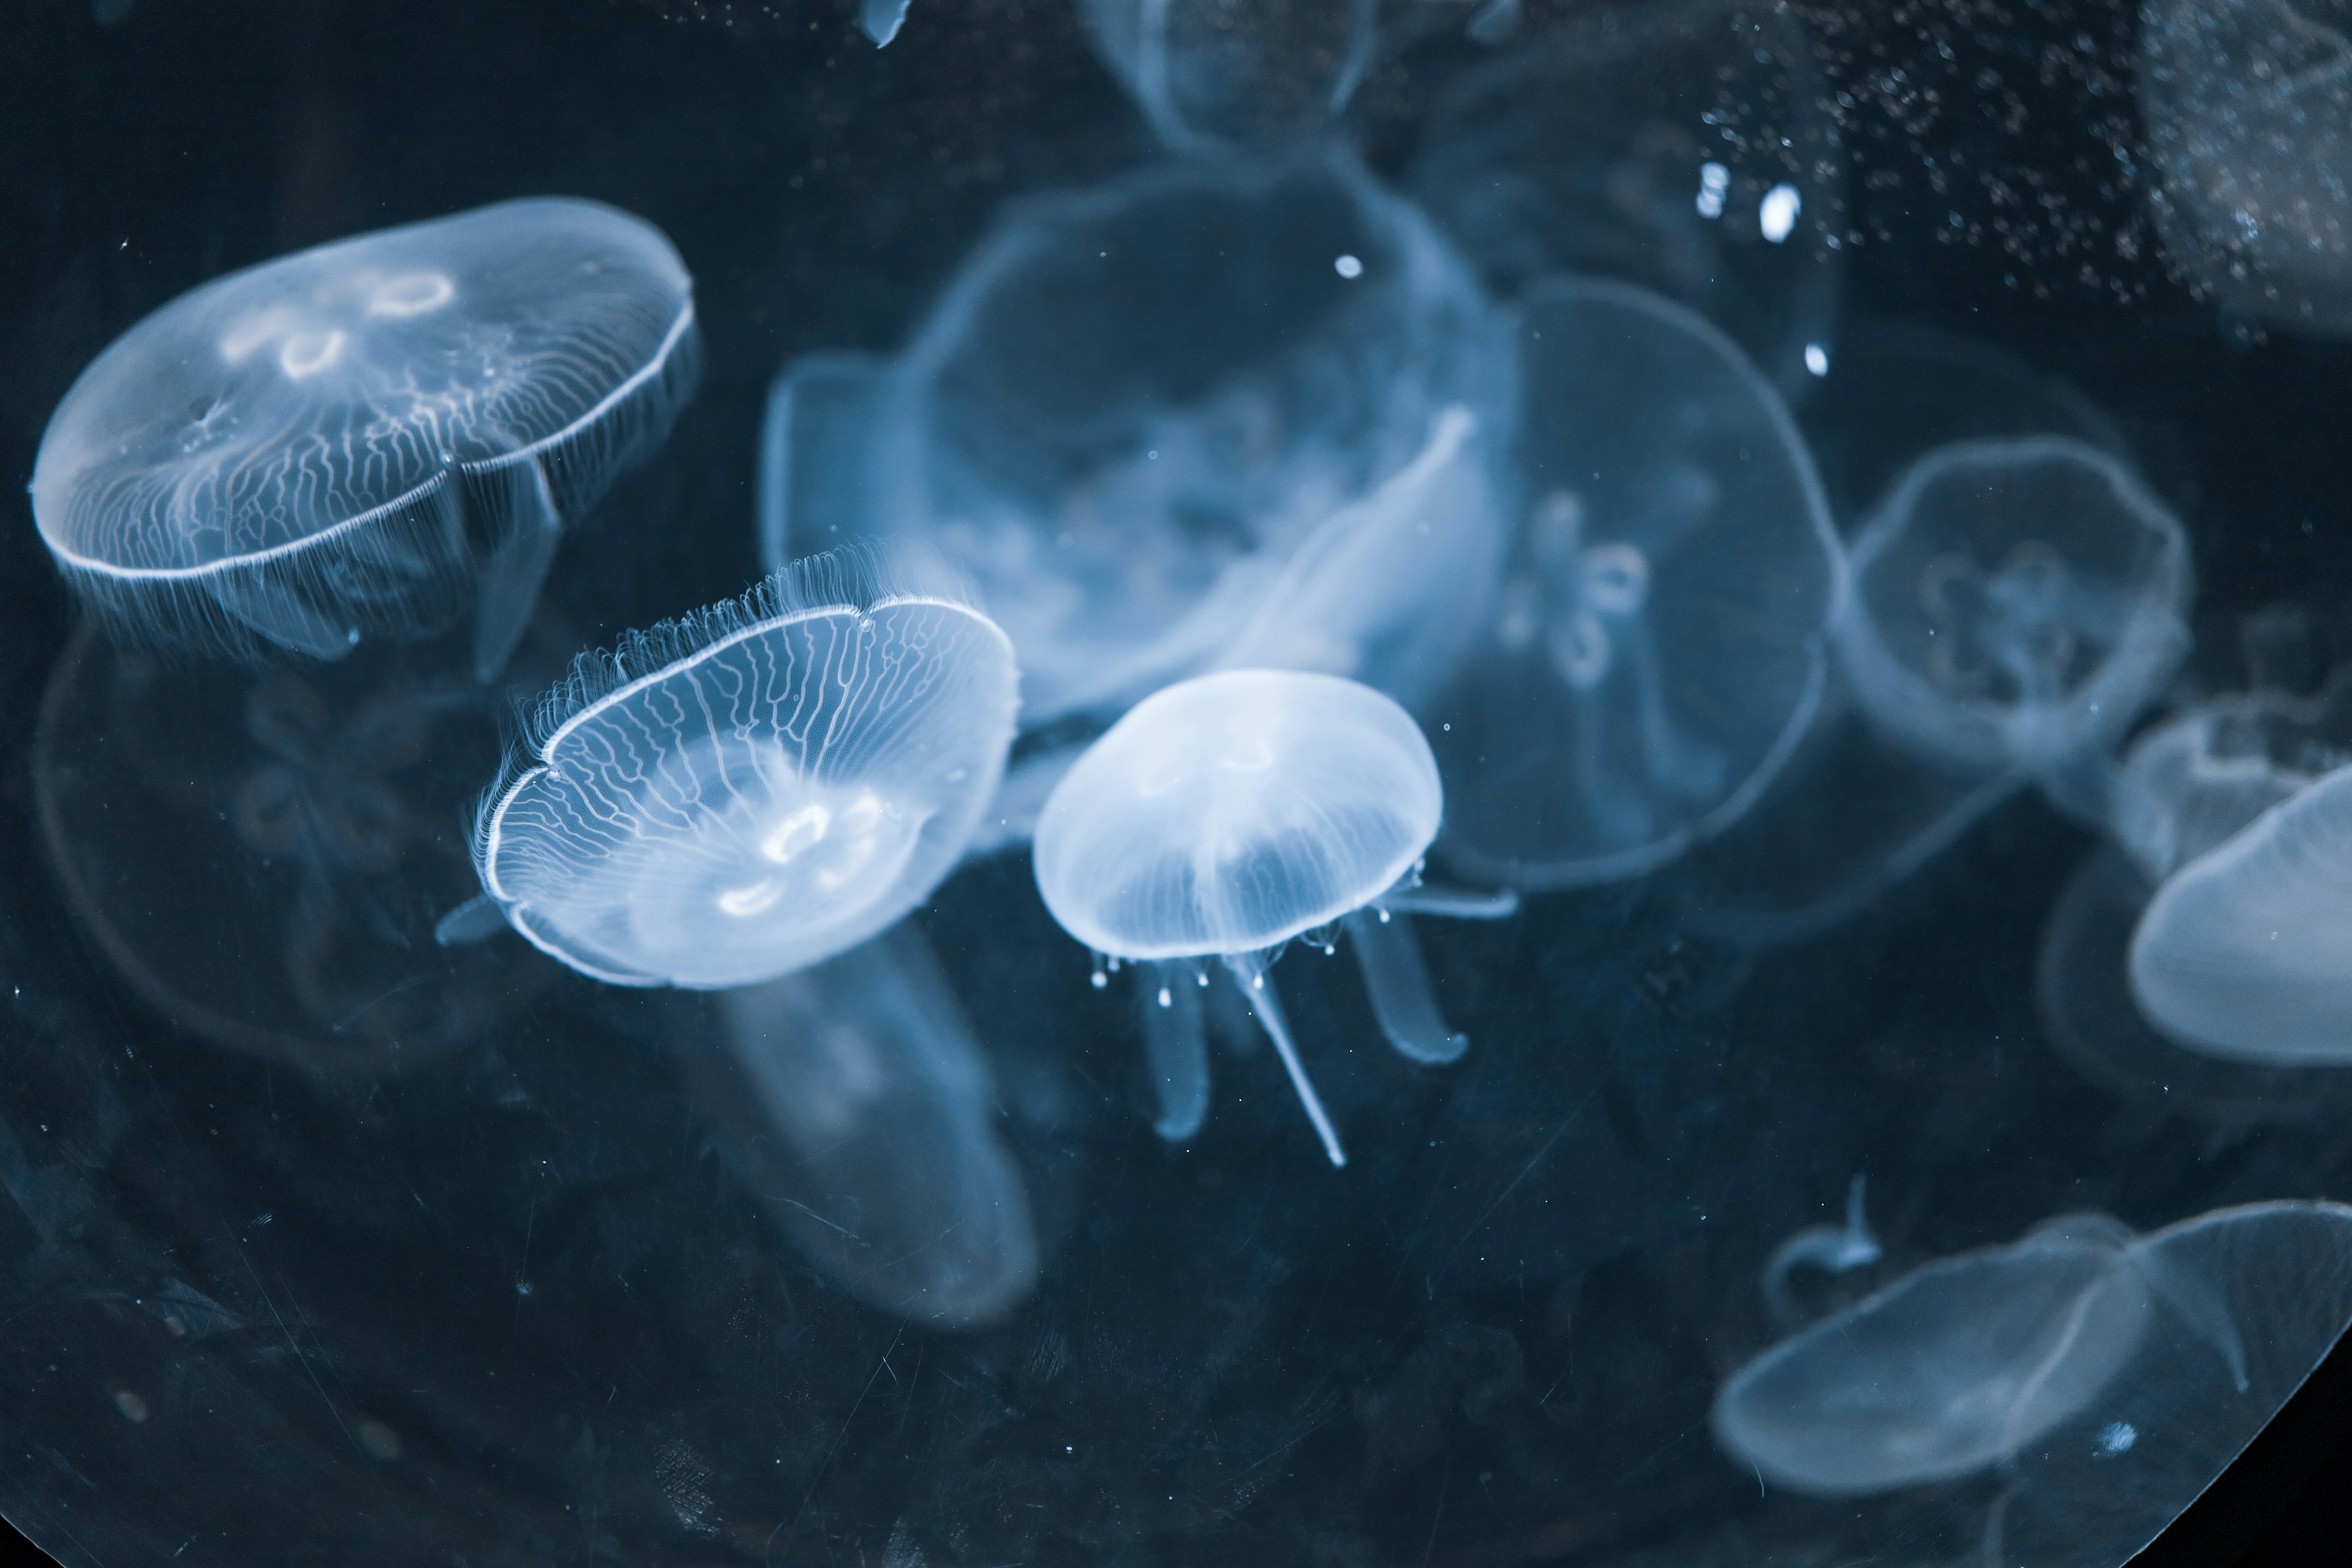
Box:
433;892;509;948
1378;884;1519;921
1221;951;1345;1167
472;454;565;683
1141;959;1210;1140
1761;1175;1881;1327
1343;908;1465;1065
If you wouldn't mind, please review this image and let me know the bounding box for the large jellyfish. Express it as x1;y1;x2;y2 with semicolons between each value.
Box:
864;149;1511;726
1078;0;1376;154
693;924;1039;1329
2139;0;2352;337
1032;668;1513;1167
34;620;556;1080
1430;276;1844;890
1833;436;2193;812
1713;1199;2352;1555
31;198;699;679
1410;0;1845;396
469;550;1018;989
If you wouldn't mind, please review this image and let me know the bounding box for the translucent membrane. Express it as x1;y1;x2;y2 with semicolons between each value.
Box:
475;550;1017;989
1079;0;1376;154
31;198;698;677
1433;276;1843;891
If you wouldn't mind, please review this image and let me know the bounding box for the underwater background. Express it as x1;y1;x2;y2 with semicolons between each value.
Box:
6;0;2352;1564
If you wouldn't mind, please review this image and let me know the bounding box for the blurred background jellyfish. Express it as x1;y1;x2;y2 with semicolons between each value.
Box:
692;924;1039;1328
1833;436;2193;816
1409;0;1845;397
470;549;1017;989
1033;669;1512;1167
1078;0;1376;154
757;352;889;574
1715;1199;2352;1534
34;620;559;1081
31;198;699;679
861;149;1511;728
2140;0;2352;337
1430;277;1844;891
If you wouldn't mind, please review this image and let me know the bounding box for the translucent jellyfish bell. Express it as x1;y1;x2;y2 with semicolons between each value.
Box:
1033;669;1513;1167
1431;277;1844;890
471;550;1017;989
699;924;1039;1329
31;198;699;679
2140;0;2352;337
1716;1200;2352;1566
1079;0;1376;154
1834;436;2193;782
869;149;1509;726
1411;0;1846;396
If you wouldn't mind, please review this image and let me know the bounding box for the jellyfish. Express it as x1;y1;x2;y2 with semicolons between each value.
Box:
864;148;1512;727
1031;668;1514;1167
33;620;552;1080
1078;0;1376;155
694;923;1039;1328
2139;0;2352;337
31;198;699;680
1716;1200;2352;1565
1833;436;2193;807
467;549;1017;989
862;0;911;46
1429;277;1844;891
1409;0;1845;396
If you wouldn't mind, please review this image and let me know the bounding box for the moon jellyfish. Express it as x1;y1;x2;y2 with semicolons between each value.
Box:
1717;1200;2352;1566
696;924;1038;1328
33;622;552;1080
1411;0;1845;395
867;149;1510;726
1431;277;1844;890
30;198;699;679
470;551;1017;989
1079;0;1376;154
2140;0;2352;337
1032;669;1513;1167
1834;437;2193;792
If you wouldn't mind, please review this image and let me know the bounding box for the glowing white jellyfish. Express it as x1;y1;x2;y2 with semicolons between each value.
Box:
1031;669;1513;1167
468;551;1017;989
2140;0;2352;337
1716;1200;2352;1510
1431;277;1844;890
1834;436;2193;794
1079;0;1376;154
31;198;698;680
865;149;1510;726
1411;0;1845;395
704;925;1038;1328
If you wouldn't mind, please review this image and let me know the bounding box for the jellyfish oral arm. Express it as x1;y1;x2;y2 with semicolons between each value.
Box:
471;456;565;683
1761;1175;1881;1325
432;892;510;948
1142;959;1210;1140
1343;908;1466;1065
1377;883;1520;920
1221;951;1346;1168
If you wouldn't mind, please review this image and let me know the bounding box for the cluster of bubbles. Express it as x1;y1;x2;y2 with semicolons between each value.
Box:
23;0;2352;1559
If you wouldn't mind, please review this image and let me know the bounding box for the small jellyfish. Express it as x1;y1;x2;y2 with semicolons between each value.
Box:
1031;669;1513;1166
31;198;699;680
1079;0;1376;154
696;924;1039;1328
1833;437;2193;789
865;149;1510;726
469;549;1017;989
2140;0;2352;337
34;620;552;1080
1431;277;1844;890
1411;0;1846;396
